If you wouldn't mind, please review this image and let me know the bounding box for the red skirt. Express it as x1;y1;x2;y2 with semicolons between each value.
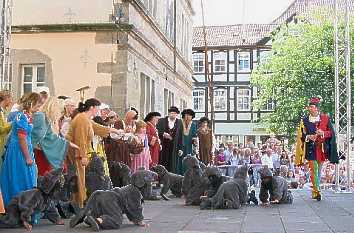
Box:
0;192;5;213
34;149;52;176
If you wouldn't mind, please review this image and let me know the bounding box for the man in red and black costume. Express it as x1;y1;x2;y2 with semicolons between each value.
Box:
295;97;338;201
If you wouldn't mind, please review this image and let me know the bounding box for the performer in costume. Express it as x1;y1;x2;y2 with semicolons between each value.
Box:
180;109;198;174
144;112;162;167
1;93;42;206
295;97;338;201
197;117;214;165
157;106;183;174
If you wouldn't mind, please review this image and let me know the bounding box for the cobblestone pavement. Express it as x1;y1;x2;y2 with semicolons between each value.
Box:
4;189;354;233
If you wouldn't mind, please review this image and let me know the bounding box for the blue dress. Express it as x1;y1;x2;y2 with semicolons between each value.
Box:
176;121;197;175
1;111;37;206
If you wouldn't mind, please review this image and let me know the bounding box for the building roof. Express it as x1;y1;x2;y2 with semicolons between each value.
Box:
193;0;354;49
272;0;354;25
192;24;278;48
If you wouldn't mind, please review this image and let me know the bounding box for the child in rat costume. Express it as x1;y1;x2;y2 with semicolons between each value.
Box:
200;165;248;210
69;169;154;231
0;169;65;231
259;166;293;205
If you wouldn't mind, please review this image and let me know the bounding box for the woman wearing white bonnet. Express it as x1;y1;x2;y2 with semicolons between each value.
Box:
59;98;76;137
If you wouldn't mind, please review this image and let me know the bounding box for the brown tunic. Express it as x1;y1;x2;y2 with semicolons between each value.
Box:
197;128;213;165
105;120;131;167
66;112;110;208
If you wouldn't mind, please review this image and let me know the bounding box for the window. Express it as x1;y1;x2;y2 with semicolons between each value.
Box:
165;0;174;41
180;99;187;111
237;89;251;111
22;64;45;94
180;13;190;58
214;89;227;111
214;52;226;72
164;88;175;115
192;89;205;112
164;89;169;115
193;53;204;73
262;100;275;111
140;73;155;117
143;0;157;17
169;92;174;108
259;50;271;64
151;79;155;111
237;52;250;71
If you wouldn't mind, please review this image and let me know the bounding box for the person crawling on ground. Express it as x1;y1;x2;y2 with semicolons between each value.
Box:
259;166;293;205
0;168;66;231
69;169;155;231
151;164;183;200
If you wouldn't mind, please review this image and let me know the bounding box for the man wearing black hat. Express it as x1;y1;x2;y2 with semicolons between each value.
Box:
157;106;183;173
295;97;338;201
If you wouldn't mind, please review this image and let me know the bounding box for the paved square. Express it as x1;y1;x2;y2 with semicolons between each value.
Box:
4;189;354;233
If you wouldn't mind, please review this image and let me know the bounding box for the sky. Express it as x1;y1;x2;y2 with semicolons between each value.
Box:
192;0;295;26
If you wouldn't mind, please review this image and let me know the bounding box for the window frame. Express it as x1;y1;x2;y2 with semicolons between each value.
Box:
193;53;204;73
237;52;251;72
213;52;226;73
192;89;205;112
262;100;275;111
21;64;45;95
214;88;227;111
237;89;251;111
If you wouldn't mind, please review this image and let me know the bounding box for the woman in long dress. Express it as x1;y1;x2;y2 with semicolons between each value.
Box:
197;117;214;165
144;112;161;167
32;97;78;176
178;109;197;175
1;93;42;206
65;98;119;208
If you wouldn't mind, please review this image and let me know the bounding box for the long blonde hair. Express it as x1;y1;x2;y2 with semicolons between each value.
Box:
18;92;41;111
42;97;61;131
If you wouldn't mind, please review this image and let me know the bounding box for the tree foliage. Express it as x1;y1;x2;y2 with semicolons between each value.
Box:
251;18;354;140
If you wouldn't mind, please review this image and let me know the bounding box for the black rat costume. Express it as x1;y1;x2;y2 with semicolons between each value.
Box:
69;169;155;231
151;164;183;200
200;165;248;210
0;168;66;231
259;167;293;205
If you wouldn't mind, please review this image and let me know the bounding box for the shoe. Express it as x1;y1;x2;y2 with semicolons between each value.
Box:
316;193;322;201
84;216;100;232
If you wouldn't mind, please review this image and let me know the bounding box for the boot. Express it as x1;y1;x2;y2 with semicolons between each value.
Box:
312;190;321;201
316;192;322;201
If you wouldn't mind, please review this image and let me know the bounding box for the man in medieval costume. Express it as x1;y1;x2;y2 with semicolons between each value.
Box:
157;106;183;174
295;97;338;201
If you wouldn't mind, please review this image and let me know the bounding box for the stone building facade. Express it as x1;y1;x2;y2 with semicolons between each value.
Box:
9;0;194;116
